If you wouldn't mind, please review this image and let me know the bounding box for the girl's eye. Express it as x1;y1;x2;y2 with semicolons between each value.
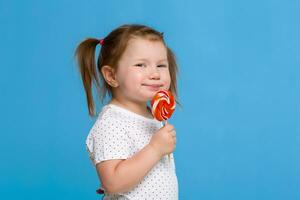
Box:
135;63;146;67
157;64;167;68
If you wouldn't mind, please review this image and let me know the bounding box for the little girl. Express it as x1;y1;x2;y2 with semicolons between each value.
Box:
75;24;179;200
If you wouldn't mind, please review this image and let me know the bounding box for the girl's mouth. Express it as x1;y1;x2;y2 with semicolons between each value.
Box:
142;84;163;91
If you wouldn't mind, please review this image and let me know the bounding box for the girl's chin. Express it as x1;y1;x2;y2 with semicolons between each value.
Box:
138;90;160;101
147;92;158;99
140;96;155;103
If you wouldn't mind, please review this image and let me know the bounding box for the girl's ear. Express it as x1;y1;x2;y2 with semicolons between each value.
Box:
101;65;119;87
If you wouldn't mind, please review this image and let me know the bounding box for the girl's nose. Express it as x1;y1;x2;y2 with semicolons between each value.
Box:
149;67;160;80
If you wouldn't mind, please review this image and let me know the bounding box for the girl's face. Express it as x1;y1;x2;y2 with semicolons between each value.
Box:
115;37;171;103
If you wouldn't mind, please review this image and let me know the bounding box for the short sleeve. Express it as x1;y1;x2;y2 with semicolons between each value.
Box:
86;114;132;166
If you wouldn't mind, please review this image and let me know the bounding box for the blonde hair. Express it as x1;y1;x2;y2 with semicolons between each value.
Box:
75;24;179;116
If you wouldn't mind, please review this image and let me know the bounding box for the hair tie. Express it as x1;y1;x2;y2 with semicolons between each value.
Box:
99;38;104;45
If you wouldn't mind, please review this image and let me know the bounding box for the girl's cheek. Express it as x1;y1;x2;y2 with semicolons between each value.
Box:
166;77;172;89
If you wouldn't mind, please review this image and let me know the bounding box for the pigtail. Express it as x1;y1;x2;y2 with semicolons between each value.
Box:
75;38;100;117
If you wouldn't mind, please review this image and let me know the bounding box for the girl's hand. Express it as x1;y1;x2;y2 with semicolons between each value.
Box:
149;122;176;158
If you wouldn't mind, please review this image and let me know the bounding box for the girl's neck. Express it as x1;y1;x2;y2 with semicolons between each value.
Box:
109;98;153;119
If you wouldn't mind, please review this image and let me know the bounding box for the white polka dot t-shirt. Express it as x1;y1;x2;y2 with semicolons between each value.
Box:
86;104;178;200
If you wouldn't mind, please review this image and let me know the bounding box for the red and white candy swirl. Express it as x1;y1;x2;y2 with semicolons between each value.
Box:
151;90;176;121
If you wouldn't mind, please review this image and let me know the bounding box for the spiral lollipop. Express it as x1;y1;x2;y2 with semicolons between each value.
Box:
151;90;176;121
151;90;176;161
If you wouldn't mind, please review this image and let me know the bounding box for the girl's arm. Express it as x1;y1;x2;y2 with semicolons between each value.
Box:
96;123;175;194
96;143;161;193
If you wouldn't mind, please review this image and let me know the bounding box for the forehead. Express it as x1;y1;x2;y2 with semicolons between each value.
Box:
122;38;168;61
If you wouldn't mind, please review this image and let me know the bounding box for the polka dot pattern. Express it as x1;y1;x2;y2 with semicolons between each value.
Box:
86;104;178;200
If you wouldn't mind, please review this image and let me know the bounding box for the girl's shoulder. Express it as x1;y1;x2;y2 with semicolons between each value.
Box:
88;104;129;137
104;103;158;123
91;103;161;134
97;104;126;121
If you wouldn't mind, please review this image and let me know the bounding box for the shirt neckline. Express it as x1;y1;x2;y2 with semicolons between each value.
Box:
106;103;159;123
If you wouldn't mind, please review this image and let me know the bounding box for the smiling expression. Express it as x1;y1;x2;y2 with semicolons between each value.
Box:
114;37;171;103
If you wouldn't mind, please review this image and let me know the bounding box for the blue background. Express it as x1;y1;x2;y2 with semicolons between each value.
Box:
1;0;299;199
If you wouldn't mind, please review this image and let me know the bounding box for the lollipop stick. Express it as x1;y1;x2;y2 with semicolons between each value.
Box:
164;120;171;162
